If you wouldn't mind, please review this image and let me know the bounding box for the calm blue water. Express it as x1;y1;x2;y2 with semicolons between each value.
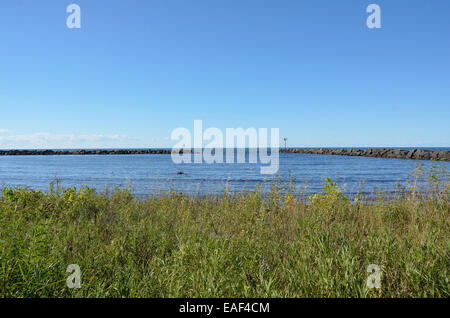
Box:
0;153;448;197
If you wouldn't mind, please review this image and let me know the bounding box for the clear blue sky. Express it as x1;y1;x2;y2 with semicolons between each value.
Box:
1;0;449;149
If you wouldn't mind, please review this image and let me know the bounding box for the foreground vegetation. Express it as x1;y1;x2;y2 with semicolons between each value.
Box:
0;169;449;297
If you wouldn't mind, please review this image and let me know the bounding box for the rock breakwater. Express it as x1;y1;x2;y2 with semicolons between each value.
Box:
281;148;449;161
0;148;448;161
0;149;173;156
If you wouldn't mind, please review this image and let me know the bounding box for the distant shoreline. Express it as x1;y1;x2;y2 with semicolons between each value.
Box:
0;148;448;161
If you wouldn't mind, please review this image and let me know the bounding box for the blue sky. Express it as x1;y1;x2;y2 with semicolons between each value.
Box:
0;0;449;149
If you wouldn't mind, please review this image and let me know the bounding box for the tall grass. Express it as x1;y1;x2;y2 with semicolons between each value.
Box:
0;168;448;297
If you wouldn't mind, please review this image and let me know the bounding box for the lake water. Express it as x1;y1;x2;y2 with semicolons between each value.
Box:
0;152;448;197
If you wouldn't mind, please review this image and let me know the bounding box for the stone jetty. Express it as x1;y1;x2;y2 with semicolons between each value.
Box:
0;148;448;161
280;148;449;161
0;149;173;156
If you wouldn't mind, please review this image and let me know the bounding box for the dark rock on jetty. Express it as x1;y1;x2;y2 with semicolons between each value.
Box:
0;149;175;156
0;148;448;161
280;148;449;161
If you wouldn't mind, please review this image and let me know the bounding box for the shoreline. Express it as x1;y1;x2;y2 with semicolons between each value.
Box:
0;148;448;161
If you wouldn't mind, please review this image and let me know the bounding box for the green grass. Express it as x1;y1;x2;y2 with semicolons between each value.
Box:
0;173;449;298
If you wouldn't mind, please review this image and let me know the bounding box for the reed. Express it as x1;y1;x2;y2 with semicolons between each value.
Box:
0;167;448;297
